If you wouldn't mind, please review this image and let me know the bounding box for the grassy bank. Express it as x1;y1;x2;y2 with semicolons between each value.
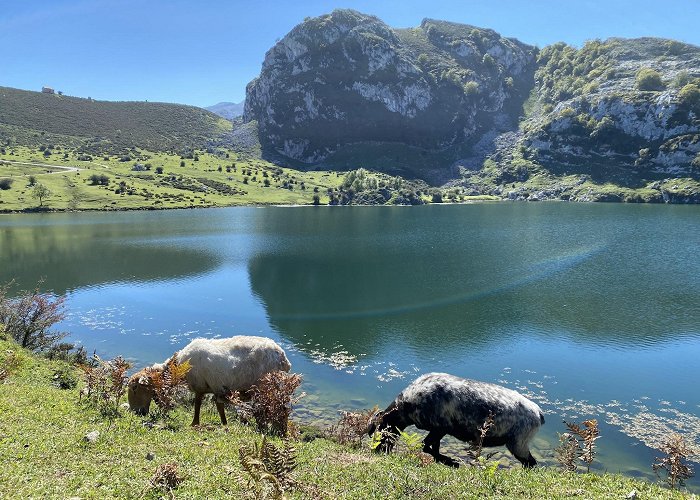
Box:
0;337;690;499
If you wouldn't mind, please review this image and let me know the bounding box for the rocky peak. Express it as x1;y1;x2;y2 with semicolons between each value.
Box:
245;10;537;176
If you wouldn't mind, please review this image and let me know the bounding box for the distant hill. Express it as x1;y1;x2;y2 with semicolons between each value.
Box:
0;86;232;155
206;101;245;120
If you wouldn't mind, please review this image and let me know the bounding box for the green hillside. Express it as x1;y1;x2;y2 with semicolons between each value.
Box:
0;86;232;155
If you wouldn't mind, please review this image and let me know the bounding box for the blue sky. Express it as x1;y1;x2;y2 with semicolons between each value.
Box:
1;0;698;107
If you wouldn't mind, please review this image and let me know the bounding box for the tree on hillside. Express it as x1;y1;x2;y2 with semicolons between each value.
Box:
32;183;51;207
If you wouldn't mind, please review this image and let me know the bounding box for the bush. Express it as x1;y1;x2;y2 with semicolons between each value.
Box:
89;174;110;186
79;354;131;418
679;83;700;112
155;166;164;174
636;68;665;91
0;178;13;190
0;283;66;352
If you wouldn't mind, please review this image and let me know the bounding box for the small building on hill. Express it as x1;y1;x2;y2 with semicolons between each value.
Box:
41;86;55;94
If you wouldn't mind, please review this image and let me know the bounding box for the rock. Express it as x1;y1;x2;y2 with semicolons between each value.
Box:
245;9;536;178
146;452;156;461
83;431;99;443
625;490;637;500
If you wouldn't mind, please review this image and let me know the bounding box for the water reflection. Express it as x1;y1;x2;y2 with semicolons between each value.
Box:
0;212;222;293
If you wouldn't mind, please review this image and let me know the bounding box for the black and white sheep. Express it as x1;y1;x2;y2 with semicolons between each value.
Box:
367;372;545;467
127;336;291;426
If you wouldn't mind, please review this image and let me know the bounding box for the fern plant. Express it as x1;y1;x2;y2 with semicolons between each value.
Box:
236;436;297;499
562;419;600;472
653;433;695;490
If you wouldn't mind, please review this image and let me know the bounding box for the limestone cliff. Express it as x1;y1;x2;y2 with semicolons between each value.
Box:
245;10;700;201
245;9;536;179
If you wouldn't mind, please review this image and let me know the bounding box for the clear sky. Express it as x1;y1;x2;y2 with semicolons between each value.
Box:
1;0;698;108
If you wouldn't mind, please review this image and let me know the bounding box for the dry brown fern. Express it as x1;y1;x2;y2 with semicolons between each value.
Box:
555;432;580;472
326;407;378;448
146;354;191;415
249;371;303;437
563;419;600;472
653;433;695;490
150;461;183;495
467;411;497;464
79;354;131;418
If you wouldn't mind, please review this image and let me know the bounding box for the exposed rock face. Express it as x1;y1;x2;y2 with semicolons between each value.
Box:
245;9;536;171
520;38;700;179
245;10;700;201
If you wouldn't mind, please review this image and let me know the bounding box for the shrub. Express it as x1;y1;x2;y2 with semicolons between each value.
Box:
79;354;131;418
0;348;22;382
28;175;37;186
679;83;700;112
89;174;109;186
0;178;13;190
652;433;695;490
327;407;378;448
244;371;303;437
636;68;665;91
312;194;320;205
155;166;164;174
52;365;78;389
464;81;479;95
0;283;66;351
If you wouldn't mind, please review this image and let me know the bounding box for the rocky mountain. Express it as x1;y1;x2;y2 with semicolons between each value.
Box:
475;37;700;202
245;10;700;202
245;9;537;180
206;101;245;120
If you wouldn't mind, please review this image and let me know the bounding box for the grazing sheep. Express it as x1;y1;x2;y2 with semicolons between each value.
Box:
367;372;545;468
127;336;291;426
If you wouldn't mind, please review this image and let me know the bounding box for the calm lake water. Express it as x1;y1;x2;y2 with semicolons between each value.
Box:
1;204;699;486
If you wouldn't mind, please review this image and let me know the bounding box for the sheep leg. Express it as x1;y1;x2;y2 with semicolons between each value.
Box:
215;400;227;425
191;392;204;426
506;441;537;468
422;431;459;467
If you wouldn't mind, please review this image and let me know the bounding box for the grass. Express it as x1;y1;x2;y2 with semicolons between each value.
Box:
0;337;691;499
0;86;231;155
0;146;343;211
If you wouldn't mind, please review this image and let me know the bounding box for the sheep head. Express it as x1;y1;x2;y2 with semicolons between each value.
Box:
127;368;157;416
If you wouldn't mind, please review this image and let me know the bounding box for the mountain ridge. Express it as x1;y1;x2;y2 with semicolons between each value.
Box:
244;9;700;201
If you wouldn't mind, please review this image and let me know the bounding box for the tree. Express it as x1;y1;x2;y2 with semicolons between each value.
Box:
636;68;665;91
155;166;164;174
0;178;14;190
32;183;51;206
28;175;37;186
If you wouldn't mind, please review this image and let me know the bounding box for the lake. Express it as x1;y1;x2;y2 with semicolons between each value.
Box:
1;203;699;486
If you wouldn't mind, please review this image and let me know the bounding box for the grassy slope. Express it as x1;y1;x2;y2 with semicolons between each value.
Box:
0;146;342;211
0;86;231;154
0;337;688;499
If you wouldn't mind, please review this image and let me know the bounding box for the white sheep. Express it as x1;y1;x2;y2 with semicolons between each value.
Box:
127;336;291;426
367;372;545;467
